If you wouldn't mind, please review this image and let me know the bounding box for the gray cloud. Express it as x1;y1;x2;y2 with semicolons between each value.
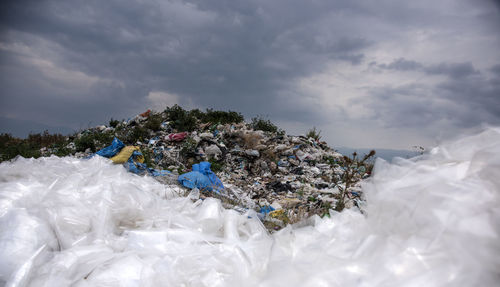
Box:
424;62;479;79
1;0;372;123
364;61;500;135
490;64;500;76
377;58;423;71
1;0;499;149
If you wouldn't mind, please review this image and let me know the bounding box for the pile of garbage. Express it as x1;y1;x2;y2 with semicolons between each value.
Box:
40;107;375;229
1;127;499;286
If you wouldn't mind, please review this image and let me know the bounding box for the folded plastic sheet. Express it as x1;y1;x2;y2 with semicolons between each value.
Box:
0;127;499;286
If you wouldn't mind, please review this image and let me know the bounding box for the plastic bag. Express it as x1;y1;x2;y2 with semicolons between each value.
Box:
95;137;124;158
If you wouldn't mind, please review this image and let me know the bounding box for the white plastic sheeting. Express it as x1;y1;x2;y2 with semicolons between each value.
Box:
1;127;499;286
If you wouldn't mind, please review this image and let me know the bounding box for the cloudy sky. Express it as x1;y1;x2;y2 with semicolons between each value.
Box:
1;0;499;149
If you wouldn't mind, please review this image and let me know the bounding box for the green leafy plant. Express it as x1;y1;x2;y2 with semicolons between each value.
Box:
202;109;244;125
164;105;198;131
208;158;224;172
144;114;162;131
127;126;149;143
109;118;120;128
0;133;40;161
74;131;114;152
250;116;278;133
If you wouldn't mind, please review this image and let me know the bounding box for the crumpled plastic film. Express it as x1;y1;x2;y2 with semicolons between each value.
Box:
0;128;499;286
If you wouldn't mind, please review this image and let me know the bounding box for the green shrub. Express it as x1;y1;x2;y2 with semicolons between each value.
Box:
164;105;198;131
144;114;162;131
109;118;120;128
306;127;322;141
74;131;114;152
127;126;149;143
208;158;224;172
74;133;96;152
201;109;244;125
0;133;41;161
27;130;67;147
250;116;278;133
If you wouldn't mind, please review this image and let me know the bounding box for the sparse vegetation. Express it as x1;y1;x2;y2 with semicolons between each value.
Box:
0;130;70;161
333;150;375;212
75;131;114;152
164;105;198;131
144;114;162;131
306;127;322;141
109;118;120;128
201;109;244;125
251;116;278;133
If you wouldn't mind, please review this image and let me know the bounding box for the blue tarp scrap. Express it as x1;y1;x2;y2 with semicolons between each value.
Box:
96;137;125;158
178;161;224;193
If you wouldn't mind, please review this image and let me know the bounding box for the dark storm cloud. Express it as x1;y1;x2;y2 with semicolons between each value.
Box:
0;0;375;130
0;0;499;148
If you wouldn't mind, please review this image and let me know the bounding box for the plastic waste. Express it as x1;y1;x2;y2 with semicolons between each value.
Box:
204;144;222;156
110;146;144;164
259;205;275;215
95;137;124;158
167;132;187;142
177;162;224;193
139;109;151;118
0;127;499;286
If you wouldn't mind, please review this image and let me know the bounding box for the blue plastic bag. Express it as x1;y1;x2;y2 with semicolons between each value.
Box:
197;162;224;192
96;137;125;158
178;162;224;192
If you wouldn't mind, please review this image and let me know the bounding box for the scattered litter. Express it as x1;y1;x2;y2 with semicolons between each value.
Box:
167;132;188;142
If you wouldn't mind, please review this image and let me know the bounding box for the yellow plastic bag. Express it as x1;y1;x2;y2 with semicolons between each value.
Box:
110;146;144;164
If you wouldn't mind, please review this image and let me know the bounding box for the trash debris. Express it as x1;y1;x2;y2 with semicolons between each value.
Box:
178;161;224;193
110;146;143;164
167;132;188;142
95;137;124;158
1;106;375;230
139;109;151;118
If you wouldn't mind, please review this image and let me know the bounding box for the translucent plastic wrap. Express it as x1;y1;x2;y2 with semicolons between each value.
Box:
0;128;499;286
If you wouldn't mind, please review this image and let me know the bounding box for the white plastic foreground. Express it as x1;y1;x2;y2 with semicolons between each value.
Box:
1;128;499;287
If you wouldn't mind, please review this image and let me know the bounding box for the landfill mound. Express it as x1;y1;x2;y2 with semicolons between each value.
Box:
27;106;374;230
0;127;498;286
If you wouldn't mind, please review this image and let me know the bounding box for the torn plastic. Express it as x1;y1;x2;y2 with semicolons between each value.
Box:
95;137;124;158
0;127;499;286
178;162;224;193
